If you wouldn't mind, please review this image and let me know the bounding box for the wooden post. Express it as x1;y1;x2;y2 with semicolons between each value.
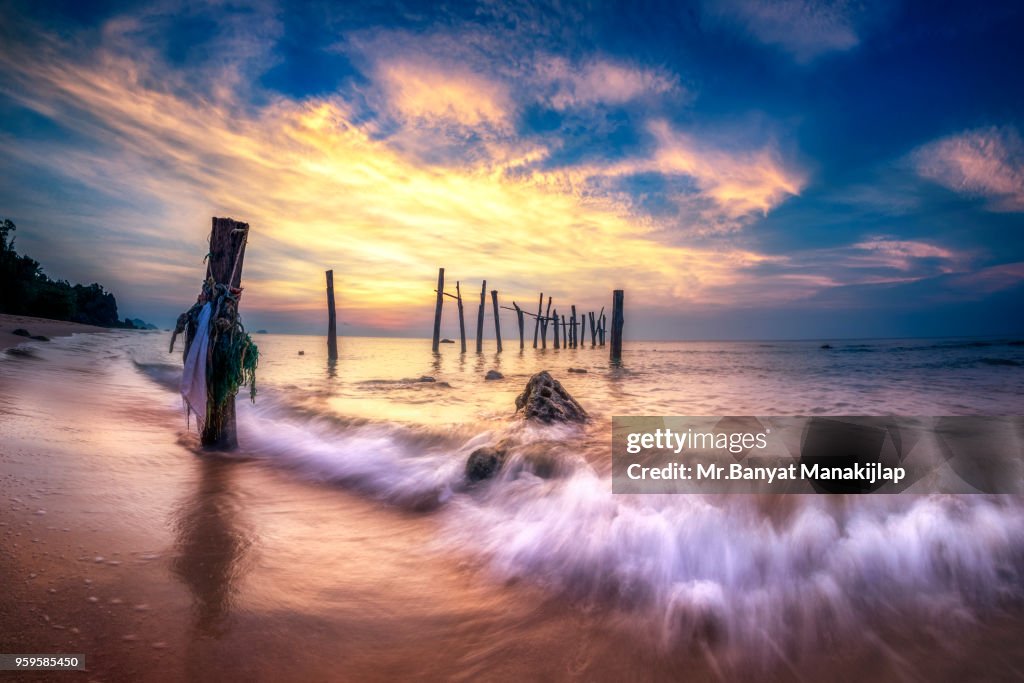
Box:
201;217;250;449
598;307;606;346
513;302;524;349
533;293;543;348
491;290;502;352
553;308;560;349
570;305;577;348
456;281;466;353
432;268;444;352
476;280;486;353
326;270;338;360
610;290;624;362
589;311;597;347
541;296;552;348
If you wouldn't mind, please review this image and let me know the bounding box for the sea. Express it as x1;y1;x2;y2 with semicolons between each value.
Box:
2;331;1024;679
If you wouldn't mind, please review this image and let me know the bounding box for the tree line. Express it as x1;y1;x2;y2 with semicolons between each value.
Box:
0;218;143;328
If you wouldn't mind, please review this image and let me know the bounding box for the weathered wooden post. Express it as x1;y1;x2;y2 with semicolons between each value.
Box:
541;296;552;348
491;290;502;352
326;270;338;360
533;293;543;348
476;280;486;353
589;311;597;347
553;308;560;349
562;314;568;345
432;268;444;352
599;308;606;346
570;305;578;348
610;290;624;362
513;302;525;349
203;217;250;449
456;281;467;353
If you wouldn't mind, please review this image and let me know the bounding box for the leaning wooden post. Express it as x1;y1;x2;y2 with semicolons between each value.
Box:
533;293;543;348
541;296;552;348
598;307;606;346
432;268;444;352
203;217;250;449
553;308;560;349
589;311;597;347
476;280;486;353
491;290;502;352
456;281;467;353
326;270;339;360
513;302;525;349
610;290;624;362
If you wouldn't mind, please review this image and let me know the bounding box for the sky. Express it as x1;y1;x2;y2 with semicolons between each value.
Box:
0;0;1022;339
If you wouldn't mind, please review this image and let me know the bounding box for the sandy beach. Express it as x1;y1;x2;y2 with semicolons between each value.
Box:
0;314;109;352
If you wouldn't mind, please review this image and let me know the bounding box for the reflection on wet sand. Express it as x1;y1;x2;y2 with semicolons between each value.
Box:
172;458;254;639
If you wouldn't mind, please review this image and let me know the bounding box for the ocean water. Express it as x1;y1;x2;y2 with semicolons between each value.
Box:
3;331;1024;675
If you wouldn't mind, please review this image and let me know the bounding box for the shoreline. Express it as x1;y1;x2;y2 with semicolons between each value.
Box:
0;313;110;352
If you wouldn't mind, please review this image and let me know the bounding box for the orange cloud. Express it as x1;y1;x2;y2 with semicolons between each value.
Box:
377;59;513;131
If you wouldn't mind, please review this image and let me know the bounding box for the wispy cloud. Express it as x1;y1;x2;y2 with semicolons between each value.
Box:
0;15;786;331
706;0;861;63
537;57;681;110
912;126;1024;212
376;58;513;131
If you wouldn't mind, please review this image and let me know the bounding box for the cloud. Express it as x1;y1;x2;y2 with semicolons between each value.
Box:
0;16;789;332
549;119;805;231
912;126;1024;212
850;237;959;272
375;59;513;131
706;0;861;62
537;57;681;110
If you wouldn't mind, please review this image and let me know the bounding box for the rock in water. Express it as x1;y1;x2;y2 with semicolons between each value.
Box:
12;328;30;337
484;370;503;380
515;371;587;424
567;367;587;373
465;445;507;482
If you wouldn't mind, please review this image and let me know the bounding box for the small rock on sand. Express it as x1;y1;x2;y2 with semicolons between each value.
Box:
484;370;503;380
567;367;587;373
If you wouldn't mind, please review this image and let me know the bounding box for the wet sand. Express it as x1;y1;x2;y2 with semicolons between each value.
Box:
0;314;108;352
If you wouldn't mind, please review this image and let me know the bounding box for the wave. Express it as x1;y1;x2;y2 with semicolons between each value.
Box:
222;396;1024;662
130;343;1024;663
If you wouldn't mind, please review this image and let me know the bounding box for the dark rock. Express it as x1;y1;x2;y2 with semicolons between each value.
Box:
440;338;455;344
515;371;587;424
256;329;268;334
567;367;587;373
465;445;507;482
30;335;50;342
417;375;436;382
297;350;305;355
820;344;833;349
484;370;504;380
11;328;31;337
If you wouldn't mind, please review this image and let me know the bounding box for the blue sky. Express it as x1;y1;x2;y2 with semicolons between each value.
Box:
1;0;1022;339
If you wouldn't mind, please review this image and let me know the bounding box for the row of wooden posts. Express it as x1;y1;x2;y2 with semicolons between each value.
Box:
427;268;624;361
187;219;625;450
